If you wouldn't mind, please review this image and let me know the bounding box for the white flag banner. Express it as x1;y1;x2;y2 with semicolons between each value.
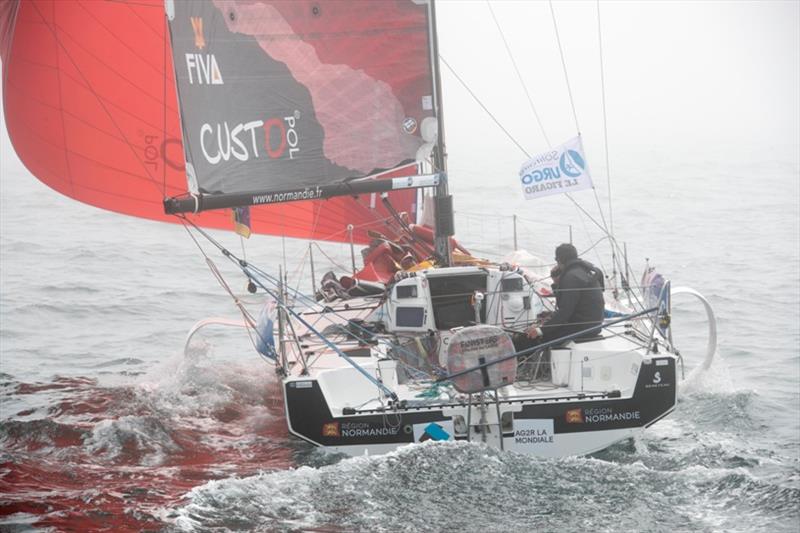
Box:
519;136;593;200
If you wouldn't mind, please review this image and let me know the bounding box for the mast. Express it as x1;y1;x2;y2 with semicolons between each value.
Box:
429;0;454;267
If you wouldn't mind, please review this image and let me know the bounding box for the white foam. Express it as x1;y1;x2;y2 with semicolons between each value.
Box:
84;415;179;466
679;351;735;396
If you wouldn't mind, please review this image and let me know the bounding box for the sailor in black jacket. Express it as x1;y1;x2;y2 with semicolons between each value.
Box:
526;243;605;344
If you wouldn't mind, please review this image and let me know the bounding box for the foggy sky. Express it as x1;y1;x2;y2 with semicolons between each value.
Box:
436;0;799;162
2;0;799;195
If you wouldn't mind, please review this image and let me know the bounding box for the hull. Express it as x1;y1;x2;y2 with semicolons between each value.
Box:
283;356;677;457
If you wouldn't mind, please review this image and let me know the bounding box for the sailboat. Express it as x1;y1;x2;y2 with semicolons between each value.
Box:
0;0;716;457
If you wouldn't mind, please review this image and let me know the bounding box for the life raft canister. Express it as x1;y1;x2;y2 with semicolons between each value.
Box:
446;325;517;393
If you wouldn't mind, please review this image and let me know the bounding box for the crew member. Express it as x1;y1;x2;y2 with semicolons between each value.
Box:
525;243;605;345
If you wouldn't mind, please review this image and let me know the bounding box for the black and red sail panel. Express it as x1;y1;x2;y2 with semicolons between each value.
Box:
168;0;437;195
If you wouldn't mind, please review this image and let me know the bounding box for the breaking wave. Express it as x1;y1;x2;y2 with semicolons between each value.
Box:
0;346;289;530
84;415;182;466
168;440;799;533
160;358;799;533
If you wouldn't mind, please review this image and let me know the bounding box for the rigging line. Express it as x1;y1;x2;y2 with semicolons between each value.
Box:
547;0;617;268
178;216;214;261
5;68;173;142
289;245;310;295
119;0;163;40
168;47;199;201
577;208;610;276
49;8;177;113
311;242;352;273
340;194;406;240
548;0;580;135
251;203;345;230
176;212;321;296
78;1;164;77
578;234;612;258
281;205;288;281
206;256;258;328
440;55;530;159
307;194;325;247
162;7;167;199
382;196;436;257
256;195;396;242
283;242;330;295
486;1;551;148
175;214;233;265
104;0;162;7
513;216;573;232
587;153;613;247
178;218;278;359
29;2;164;198
584;164;616;282
174;216;467;380
563;192;607;235
440;54;611;239
316;214;398;241
227;248;435;371
596;0;614;240
245;265;444;380
50;1;76;194
592;0;625;289
439;305;659;384
245;269;405;399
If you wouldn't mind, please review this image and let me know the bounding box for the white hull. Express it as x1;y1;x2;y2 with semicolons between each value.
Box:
280;316;679;458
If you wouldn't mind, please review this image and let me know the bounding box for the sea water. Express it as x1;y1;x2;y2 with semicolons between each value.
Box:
1;143;798;532
0;142;800;532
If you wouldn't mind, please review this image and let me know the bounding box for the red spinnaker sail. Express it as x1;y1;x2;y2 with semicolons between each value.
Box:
0;0;422;245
